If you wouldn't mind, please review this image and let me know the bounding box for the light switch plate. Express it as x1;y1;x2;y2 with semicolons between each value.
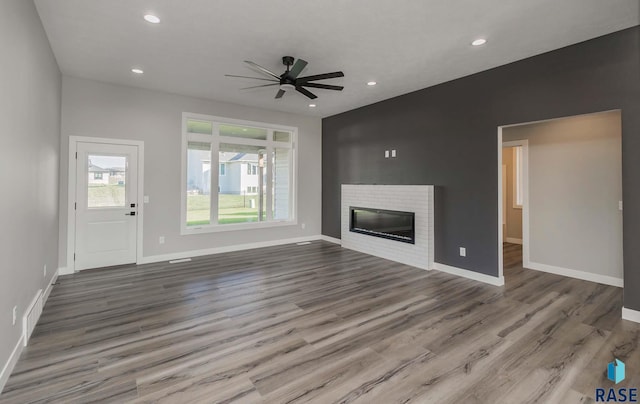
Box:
459;247;466;257
391;150;397;157
384;150;390;158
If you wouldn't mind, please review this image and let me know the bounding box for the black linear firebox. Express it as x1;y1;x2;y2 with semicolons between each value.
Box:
350;207;415;244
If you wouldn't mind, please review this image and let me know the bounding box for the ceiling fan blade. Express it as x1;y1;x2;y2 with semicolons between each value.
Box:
287;59;308;79
225;74;278;82
296;86;317;99
297;71;344;83
244;61;281;79
275;89;286;99
240;83;279;90
300;82;344;91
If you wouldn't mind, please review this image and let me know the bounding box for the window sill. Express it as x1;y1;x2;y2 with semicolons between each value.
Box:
181;219;297;235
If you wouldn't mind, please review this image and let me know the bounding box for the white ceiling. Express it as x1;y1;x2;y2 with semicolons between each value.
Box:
34;0;639;118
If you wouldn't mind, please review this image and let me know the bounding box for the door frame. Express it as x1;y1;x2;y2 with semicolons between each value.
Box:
497;126;530;280
66;136;145;273
500;139;530;273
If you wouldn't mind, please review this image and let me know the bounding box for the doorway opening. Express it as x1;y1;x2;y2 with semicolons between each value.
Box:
497;111;623;287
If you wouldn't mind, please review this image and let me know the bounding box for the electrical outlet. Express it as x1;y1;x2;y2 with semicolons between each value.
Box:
459;247;466;257
44;264;47;277
144;195;150;203
159;236;165;244
619;201;623;211
12;306;17;325
301;223;306;230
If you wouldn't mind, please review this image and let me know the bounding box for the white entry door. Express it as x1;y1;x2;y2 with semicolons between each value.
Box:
75;142;139;270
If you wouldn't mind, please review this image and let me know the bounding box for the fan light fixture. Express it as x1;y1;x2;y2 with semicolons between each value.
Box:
367;81;377;86
472;38;487;46
131;68;144;74
309;104;317;108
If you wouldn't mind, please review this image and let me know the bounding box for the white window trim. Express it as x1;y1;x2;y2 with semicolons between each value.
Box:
180;112;298;235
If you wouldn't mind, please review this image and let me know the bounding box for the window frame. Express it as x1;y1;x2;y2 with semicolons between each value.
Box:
180;112;297;235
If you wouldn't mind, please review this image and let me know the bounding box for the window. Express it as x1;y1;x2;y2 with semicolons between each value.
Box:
182;114;296;233
93;173;103;180
513;146;523;208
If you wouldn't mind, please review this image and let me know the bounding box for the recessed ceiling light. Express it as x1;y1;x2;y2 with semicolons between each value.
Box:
309;104;317;108
471;38;487;46
143;14;161;24
367;81;377;86
131;68;144;74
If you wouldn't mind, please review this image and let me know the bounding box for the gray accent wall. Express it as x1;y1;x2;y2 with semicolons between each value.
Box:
322;27;640;309
0;0;61;384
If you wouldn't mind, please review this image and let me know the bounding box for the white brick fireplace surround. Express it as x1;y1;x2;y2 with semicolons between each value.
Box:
341;185;434;270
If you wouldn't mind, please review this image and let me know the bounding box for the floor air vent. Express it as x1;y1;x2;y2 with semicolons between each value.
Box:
23;289;43;346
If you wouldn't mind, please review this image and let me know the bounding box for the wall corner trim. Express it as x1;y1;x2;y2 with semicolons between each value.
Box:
525;261;623;288
58;267;73;276
0;333;25;394
432;262;504;286
320;235;342;245
622;307;640;324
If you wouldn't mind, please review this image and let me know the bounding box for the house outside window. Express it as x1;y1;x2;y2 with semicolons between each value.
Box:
182;113;297;233
94;173;103;180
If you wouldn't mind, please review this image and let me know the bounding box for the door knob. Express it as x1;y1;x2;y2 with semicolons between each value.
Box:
125;212;136;216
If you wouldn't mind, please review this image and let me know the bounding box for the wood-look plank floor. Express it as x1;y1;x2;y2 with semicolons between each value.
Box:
1;241;637;403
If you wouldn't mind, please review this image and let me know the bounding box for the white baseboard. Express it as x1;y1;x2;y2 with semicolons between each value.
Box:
43;269;59;304
139;235;324;265
622;307;640;324
320;235;342;245
525;260;623;287
505;237;523;245
0;333;24;394
432;262;505;286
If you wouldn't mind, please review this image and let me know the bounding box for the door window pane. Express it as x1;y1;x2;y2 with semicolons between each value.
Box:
218;143;267;224
87;155;126;208
272;148;290;220
186;142;211;226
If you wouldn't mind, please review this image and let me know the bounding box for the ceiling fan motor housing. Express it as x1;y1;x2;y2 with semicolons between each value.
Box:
282;56;295;67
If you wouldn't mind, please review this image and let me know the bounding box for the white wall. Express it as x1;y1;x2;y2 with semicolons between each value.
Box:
59;76;322;265
503;111;622;281
0;0;61;387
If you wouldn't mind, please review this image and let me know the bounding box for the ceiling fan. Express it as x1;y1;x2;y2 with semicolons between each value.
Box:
225;56;344;100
